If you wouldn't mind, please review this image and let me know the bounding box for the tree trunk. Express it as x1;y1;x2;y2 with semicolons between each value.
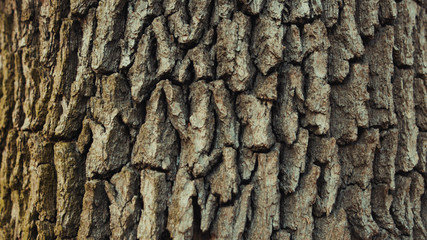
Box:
0;0;426;239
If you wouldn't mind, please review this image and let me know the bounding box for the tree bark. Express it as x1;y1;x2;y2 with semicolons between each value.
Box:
0;0;426;239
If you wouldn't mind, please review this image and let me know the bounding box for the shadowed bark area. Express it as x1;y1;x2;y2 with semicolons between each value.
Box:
0;0;426;239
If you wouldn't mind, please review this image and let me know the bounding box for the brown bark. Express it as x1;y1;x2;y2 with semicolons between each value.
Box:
0;0;426;239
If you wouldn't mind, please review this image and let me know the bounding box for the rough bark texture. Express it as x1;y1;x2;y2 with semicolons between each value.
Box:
0;0;426;239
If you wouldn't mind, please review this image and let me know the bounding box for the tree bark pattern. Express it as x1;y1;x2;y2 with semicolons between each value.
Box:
0;0;426;239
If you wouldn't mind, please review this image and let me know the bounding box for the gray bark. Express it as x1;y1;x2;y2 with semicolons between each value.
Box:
0;0;426;239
